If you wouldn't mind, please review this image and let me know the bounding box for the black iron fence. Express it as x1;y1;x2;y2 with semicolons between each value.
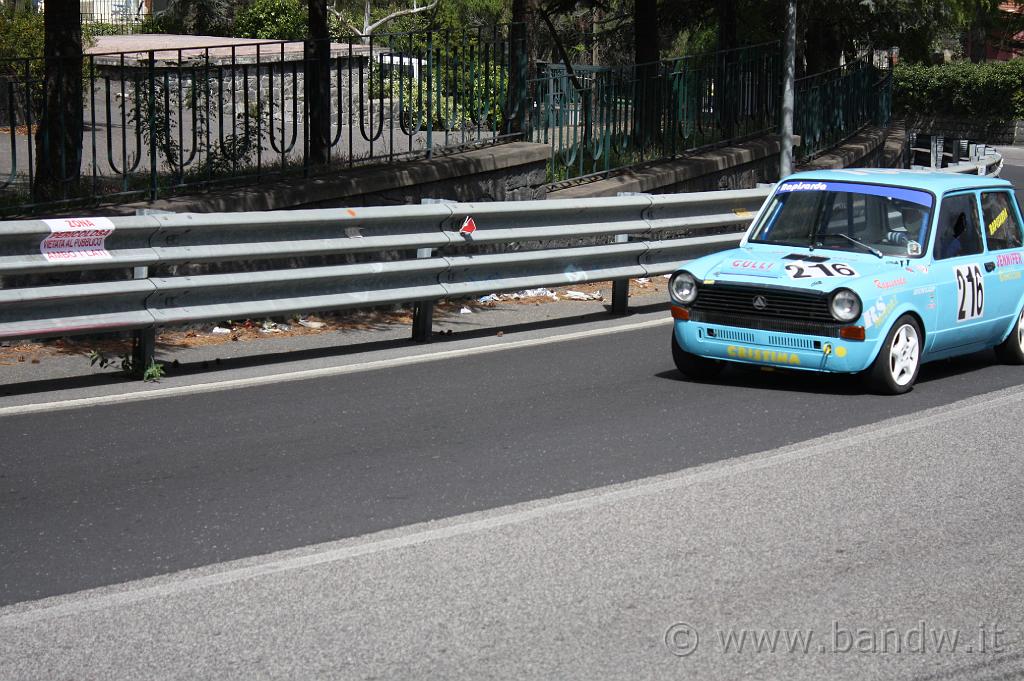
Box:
0;26;522;215
0;28;893;215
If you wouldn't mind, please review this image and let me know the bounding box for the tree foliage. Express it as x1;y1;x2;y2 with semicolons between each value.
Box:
233;0;307;39
146;0;233;36
528;0;1024;73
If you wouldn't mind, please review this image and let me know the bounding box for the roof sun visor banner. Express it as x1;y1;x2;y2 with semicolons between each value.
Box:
777;181;933;207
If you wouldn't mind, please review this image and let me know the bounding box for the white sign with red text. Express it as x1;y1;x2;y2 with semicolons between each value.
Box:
40;217;115;262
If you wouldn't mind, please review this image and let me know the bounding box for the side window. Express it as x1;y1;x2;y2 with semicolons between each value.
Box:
933;194;984;260
981;191;1023;251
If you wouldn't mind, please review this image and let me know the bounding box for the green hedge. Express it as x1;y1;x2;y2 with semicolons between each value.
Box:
894;58;1024;121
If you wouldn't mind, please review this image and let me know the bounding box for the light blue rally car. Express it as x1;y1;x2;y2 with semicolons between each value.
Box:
668;169;1024;394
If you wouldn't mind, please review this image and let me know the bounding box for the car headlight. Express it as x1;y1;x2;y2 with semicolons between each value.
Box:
830;288;862;322
669;271;699;304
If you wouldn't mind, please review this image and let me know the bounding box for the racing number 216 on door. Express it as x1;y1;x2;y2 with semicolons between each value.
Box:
955;263;985;322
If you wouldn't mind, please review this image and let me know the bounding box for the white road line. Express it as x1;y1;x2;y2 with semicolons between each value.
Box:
3;383;1022;626
0;318;673;418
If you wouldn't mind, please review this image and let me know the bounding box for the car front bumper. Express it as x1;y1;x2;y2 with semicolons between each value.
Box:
673;318;876;373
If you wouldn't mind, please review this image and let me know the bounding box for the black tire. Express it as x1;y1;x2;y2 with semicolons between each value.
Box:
671;331;724;380
865;315;922;395
995;306;1024;365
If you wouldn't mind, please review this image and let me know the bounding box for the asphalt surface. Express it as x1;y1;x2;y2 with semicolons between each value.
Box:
2;384;1024;680
1;147;1024;679
5;312;1024;610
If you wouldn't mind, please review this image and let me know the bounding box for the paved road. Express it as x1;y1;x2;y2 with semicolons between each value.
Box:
2;149;1024;679
2;378;1024;680
4;315;1024;608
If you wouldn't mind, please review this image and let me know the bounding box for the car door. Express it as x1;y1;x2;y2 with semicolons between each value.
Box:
980;189;1024;340
929;191;1001;351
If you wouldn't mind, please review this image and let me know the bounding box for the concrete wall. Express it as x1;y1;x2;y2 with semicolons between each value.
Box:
547;137;787;200
547;123;905;201
112;142;549;215
799;122;908;171
112;123;903;217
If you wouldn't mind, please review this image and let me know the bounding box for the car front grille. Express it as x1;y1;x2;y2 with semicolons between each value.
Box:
692;283;835;322
689;283;840;337
690;310;842;338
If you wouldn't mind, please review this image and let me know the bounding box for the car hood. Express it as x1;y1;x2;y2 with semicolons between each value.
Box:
687;245;929;294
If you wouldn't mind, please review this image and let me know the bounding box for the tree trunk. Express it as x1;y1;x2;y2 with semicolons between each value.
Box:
633;0;660;148
306;0;331;165
802;11;843;74
717;0;738;140
506;0;531;135
35;0;82;201
633;0;659;65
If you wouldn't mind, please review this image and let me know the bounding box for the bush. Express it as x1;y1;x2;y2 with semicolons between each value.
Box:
369;59;509;132
233;0;307;40
894;58;1024;121
0;7;43;60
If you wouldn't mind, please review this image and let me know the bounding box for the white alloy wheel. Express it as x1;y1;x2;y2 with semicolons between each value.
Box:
888;323;920;387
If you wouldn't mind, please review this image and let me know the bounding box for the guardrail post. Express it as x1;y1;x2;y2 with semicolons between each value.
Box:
129;207;171;377
611;234;630;315
131;266;156;378
931;135;943;169
412;247;434;342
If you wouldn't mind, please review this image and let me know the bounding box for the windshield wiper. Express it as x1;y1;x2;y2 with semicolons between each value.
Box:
819;233;884;259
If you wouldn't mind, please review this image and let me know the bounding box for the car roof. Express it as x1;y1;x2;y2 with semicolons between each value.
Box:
784;168;1012;195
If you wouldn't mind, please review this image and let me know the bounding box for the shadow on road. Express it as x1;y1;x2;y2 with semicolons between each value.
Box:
0;300;670;399
654;348;1004;396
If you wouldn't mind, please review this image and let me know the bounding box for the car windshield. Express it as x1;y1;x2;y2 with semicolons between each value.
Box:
749;180;934;258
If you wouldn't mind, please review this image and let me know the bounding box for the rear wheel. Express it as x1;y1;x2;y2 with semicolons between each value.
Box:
671;331;724;380
865;315;922;395
995;306;1024;364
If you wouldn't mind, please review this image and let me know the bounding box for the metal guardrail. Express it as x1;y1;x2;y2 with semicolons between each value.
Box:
938;147;1003;177
0;188;770;370
908;134;1003;177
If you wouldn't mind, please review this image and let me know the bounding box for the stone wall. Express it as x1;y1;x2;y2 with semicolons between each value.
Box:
91;53;396;130
905;116;1024;146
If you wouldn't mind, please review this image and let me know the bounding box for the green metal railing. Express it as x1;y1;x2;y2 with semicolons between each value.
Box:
794;57;893;160
529;42;781;183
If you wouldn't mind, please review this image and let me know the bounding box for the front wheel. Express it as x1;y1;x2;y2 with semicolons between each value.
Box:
995;306;1024;364
865;315;922;395
671;331;724;380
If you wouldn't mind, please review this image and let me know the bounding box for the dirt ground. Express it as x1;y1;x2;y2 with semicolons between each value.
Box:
0;277;667;366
